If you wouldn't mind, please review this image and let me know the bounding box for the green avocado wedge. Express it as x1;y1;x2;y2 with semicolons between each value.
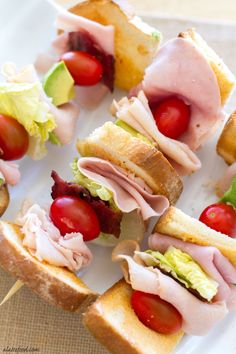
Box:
43;61;75;106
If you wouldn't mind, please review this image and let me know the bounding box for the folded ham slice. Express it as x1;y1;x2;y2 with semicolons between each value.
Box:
77;157;169;220
16;201;92;272
0;160;20;186
3;63;79;145
149;233;236;309
111;91;201;175
217;162;236;196
74;84;108;110
142;37;224;151
55;10;114;56
34;52;58;74
112;240;229;336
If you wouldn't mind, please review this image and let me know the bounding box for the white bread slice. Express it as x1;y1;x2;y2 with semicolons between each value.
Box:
179;29;236;105
0;221;97;311
83;279;184;354
216;110;236;164
0;182;9;217
69;0;161;90
77;122;183;205
155;206;236;267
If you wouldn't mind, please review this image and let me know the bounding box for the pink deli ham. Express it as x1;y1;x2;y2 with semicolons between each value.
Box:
16;202;92;272
111;91;201;175
142;37;224;151
217;162;236;196
77;157;169;220
0;160;20;186
55;10;114;55
112;240;228;336
149;233;236;309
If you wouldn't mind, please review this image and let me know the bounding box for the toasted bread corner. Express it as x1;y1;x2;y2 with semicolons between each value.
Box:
216;110;236;164
0;183;9;217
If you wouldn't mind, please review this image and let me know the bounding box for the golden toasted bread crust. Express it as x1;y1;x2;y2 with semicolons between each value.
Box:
179;29;235;105
83;279;183;354
77;122;183;204
155;206;236;267
70;0;161;90
216;111;236;164
0;222;97;312
0;183;9;217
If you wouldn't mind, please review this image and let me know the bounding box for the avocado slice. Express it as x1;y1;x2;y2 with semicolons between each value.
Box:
43;61;75;106
115;119;152;145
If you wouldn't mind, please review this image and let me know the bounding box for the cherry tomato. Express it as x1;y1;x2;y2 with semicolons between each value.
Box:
0;114;29;161
199;202;236;237
50;196;101;240
131;290;182;334
153;97;191;139
60;51;103;86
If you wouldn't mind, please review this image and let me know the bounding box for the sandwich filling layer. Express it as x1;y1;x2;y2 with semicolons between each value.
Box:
111;91;201;175
112;234;236;335
51;157;169;245
2;62;79;153
35;10;115;106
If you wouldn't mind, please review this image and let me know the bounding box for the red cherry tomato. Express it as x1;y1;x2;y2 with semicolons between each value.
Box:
50;196;101;240
60;51;103;86
153;97;191;139
199;202;236;237
0;114;29;161
131;290;182;334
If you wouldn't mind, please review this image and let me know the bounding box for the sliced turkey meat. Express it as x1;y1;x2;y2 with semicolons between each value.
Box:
16;201;92;272
0;160;20;186
111;91;201;175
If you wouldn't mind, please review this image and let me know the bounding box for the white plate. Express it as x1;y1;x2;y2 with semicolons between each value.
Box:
1;0;236;353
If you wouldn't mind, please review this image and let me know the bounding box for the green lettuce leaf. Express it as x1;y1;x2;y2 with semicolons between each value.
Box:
48;132;61;146
221;176;236;208
71;158;119;211
0;82;56;159
115;119;153;145
140;247;218;302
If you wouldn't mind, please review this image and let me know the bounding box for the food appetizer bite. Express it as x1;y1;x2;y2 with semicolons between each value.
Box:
36;0;161;107
127;29;235;175
0;62;79;216
77;120;183;205
84;206;236;354
0;200;97;311
51;152;169;247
